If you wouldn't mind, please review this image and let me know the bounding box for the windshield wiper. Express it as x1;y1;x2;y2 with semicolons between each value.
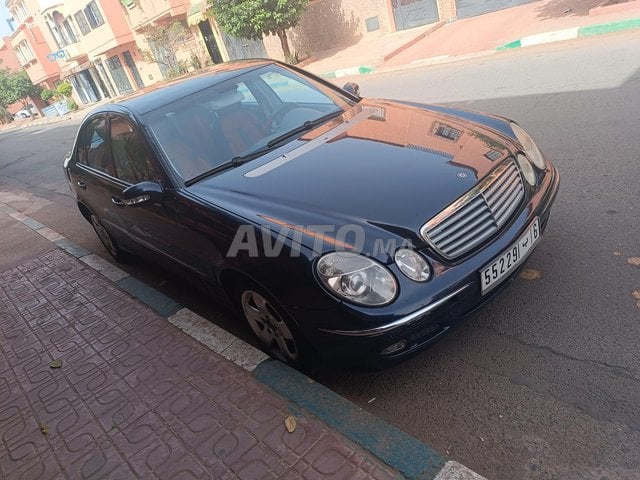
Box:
185;109;343;187
185;144;281;186
266;109;343;148
185;162;237;187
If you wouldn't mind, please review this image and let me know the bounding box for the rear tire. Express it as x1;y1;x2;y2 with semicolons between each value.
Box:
90;214;127;262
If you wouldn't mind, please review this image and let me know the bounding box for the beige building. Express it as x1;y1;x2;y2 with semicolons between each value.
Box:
261;0;537;61
6;0;62;89
6;0;537;107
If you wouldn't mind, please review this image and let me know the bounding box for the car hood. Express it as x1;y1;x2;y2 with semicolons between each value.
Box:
187;100;518;250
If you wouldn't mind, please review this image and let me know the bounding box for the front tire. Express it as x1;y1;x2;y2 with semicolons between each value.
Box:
238;286;310;369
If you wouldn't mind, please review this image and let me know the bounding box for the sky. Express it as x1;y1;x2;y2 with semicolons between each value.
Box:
0;3;13;37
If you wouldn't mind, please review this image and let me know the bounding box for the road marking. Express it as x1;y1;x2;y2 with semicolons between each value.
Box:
80;253;129;282
520;27;580;47
167;308;268;371
434;461;488;480
36;226;65;242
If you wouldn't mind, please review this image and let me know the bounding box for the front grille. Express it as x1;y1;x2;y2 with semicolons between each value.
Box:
421;160;524;259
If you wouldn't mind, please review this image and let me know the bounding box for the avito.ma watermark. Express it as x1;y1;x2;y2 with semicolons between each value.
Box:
227;224;414;258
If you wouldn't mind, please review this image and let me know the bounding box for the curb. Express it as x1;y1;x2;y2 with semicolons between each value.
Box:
327;17;640;79
319;65;376;79
0;114;78;133
0;198;488;480
496;17;640;51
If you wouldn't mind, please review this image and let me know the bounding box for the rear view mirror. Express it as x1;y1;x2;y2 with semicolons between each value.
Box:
342;82;360;97
122;181;164;206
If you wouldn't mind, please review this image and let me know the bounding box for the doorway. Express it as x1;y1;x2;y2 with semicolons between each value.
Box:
198;20;223;64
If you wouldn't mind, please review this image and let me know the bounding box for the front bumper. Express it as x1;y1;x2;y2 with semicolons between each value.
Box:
300;163;560;368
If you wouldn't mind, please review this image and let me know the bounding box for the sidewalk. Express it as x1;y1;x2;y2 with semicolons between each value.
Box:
0;203;484;479
302;0;640;77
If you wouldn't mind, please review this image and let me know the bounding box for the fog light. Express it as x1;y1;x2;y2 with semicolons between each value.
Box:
395;249;431;282
380;339;408;355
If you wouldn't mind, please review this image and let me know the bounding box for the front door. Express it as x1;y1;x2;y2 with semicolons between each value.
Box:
221;31;267;60
70;114;179;259
105;55;134;95
122;50;144;89
198;20;223;64
392;0;439;30
105;115;178;258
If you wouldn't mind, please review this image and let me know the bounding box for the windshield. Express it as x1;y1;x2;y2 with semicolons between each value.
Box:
145;65;353;181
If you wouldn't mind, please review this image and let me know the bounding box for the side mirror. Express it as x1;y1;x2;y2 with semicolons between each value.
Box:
342;82;360;97
122;181;164;207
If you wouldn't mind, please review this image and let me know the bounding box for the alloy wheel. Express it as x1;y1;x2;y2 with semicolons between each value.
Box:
241;289;299;364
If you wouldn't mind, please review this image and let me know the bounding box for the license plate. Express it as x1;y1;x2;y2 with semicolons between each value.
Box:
480;218;540;294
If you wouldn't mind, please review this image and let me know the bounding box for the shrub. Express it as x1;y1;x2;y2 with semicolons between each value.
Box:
40;89;56;102
57;82;73;98
66;97;78;111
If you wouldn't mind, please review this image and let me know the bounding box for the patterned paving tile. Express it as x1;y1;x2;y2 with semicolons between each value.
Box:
0;250;400;479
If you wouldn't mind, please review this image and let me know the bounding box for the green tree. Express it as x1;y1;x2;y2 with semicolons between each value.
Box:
0;69;12;109
207;0;309;61
0;69;41;109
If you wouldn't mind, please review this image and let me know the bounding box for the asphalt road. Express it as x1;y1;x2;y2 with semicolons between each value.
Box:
1;30;639;480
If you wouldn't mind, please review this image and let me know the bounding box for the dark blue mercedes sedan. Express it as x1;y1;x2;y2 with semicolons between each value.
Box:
64;59;559;369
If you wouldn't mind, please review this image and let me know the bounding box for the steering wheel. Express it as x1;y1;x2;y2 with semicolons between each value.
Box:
268;103;300;130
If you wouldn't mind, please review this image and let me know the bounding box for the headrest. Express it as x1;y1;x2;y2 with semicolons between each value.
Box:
207;89;244;110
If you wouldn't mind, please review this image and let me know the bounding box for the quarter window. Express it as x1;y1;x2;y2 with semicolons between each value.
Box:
110;118;158;184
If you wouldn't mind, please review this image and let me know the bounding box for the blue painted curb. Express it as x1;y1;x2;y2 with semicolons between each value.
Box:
254;359;445;479
54;238;91;258
116;275;182;317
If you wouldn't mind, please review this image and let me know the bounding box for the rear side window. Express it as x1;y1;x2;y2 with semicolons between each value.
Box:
109;117;158;184
78;117;112;175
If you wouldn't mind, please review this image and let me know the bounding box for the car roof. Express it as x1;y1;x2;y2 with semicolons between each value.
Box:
98;59;275;116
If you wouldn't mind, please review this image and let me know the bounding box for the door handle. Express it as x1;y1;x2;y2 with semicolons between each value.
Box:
111;196;126;207
76;179;86;189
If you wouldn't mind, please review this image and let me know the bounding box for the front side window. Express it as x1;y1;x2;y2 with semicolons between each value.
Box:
109;118;158;184
259;71;335;105
78;117;112;175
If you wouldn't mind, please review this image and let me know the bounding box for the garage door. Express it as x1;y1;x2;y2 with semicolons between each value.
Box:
456;0;538;19
392;0;439;30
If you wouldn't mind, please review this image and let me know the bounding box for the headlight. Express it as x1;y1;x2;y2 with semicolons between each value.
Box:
510;123;546;169
316;252;397;306
516;153;537;186
394;249;431;282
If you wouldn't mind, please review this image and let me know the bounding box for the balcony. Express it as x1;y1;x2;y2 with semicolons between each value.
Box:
125;0;190;31
64;43;85;61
